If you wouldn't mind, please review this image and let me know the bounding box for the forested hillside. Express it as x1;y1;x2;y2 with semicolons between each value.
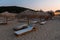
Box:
0;6;31;13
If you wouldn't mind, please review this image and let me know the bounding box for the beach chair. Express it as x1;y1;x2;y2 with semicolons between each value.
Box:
14;24;35;36
31;21;38;24
0;21;7;25
40;18;47;25
13;24;28;31
40;21;47;25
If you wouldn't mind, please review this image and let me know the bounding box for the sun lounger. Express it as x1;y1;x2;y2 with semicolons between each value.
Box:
13;24;28;31
18;19;27;22
40;18;47;25
31;21;38;24
40;21;47;25
0;21;7;25
14;25;34;35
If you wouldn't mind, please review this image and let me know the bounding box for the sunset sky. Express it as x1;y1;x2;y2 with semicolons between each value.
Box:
0;0;60;11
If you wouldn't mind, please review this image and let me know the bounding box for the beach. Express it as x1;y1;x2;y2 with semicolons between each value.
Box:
0;16;60;40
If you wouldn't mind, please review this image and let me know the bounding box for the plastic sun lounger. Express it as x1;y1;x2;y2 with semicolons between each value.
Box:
0;21;7;25
31;21;38;24
18;19;27;22
40;21;47;25
13;24;28;31
14;25;34;35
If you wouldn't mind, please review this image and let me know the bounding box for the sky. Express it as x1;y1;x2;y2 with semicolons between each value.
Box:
0;0;60;11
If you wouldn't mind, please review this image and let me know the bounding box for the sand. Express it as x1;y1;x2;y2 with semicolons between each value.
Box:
0;16;60;40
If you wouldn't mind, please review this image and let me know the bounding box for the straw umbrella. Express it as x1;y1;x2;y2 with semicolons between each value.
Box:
17;10;36;25
46;11;55;19
1;11;17;19
0;12;8;23
36;11;49;22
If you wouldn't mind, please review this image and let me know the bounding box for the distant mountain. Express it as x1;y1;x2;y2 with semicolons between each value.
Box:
0;6;35;13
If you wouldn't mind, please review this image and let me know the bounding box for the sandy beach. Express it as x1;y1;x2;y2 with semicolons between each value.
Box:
0;16;60;40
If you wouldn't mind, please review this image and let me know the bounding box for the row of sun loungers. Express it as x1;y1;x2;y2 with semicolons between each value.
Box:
13;20;47;36
13;21;38;36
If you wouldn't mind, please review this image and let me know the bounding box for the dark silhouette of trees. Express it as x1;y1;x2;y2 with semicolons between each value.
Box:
0;6;28;13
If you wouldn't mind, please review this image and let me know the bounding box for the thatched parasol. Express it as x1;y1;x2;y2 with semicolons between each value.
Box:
1;11;17;19
36;11;50;19
17;10;37;25
18;10;37;18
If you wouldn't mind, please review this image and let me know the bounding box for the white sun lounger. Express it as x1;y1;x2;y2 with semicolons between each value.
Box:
14;25;34;35
31;21;38;24
40;21;47;25
13;24;28;30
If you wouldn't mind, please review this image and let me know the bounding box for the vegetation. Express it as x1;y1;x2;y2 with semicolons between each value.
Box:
0;6;31;13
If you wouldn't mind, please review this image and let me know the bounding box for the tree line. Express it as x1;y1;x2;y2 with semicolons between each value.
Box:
0;6;28;13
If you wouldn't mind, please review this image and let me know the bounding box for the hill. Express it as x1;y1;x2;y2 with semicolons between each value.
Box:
0;6;35;13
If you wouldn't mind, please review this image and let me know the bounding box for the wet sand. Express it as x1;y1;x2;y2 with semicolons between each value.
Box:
0;16;60;40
